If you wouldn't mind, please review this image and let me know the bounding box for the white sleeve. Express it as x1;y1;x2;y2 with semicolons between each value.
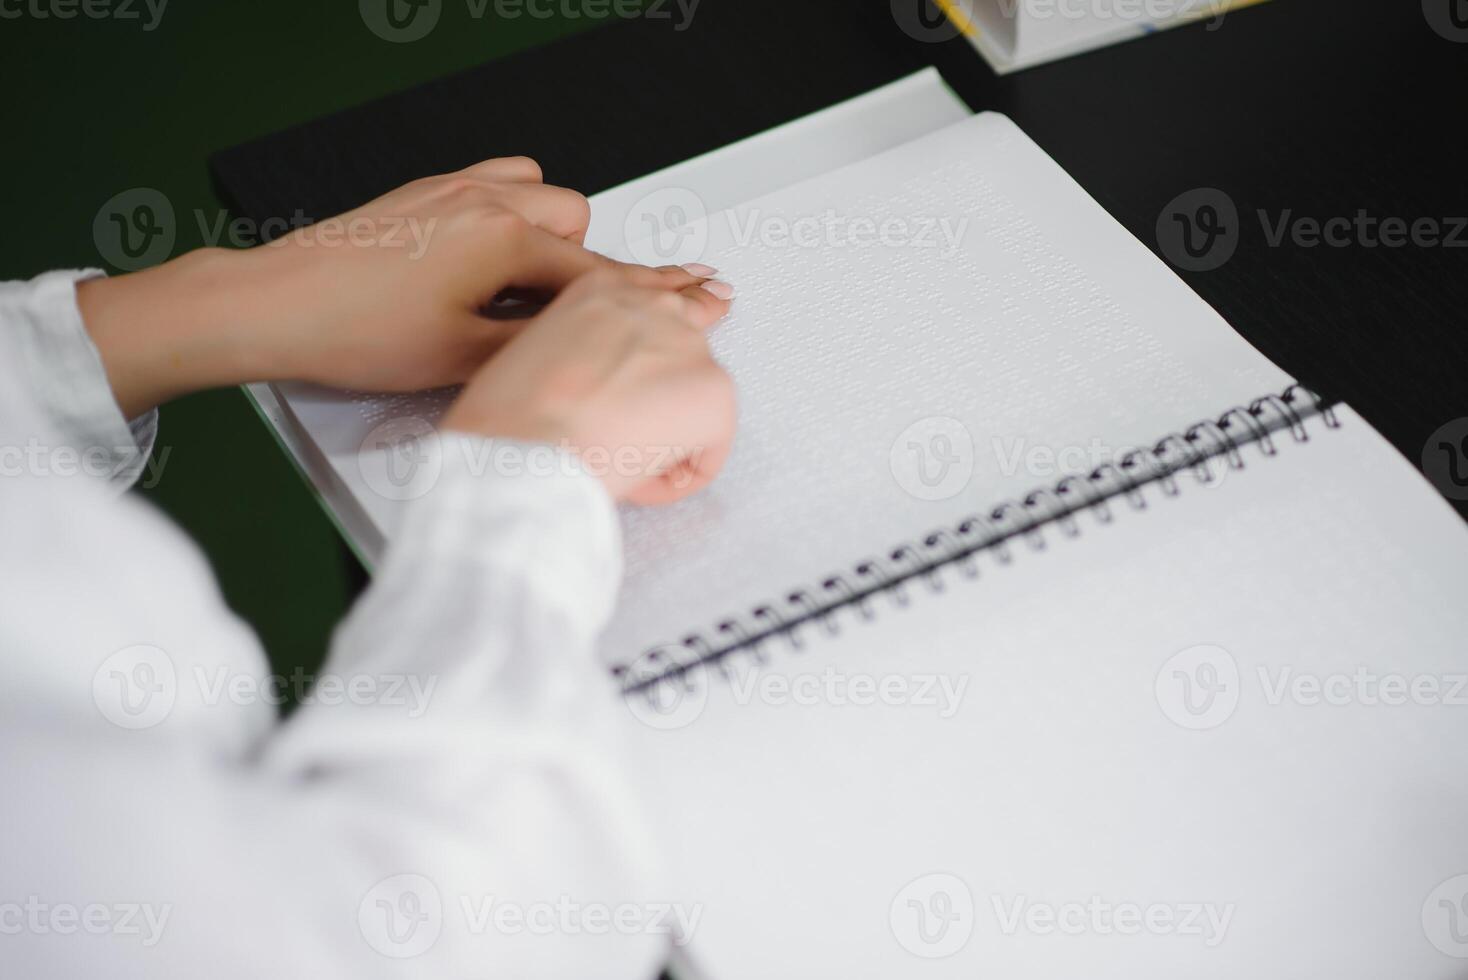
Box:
0;273;671;979
0;270;157;489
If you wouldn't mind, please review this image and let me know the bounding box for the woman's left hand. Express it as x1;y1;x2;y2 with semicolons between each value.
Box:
77;157;714;418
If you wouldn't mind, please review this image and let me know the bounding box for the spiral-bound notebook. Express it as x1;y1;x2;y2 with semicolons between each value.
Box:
572;84;1466;978
259;72;1468;976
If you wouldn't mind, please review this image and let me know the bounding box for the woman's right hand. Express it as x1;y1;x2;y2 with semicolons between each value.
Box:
442;267;737;505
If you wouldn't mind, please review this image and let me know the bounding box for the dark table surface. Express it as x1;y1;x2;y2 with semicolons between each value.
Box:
215;0;1468;521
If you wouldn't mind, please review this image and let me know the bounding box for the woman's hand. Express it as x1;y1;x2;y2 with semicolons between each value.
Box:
78;158;722;418
443;268;736;505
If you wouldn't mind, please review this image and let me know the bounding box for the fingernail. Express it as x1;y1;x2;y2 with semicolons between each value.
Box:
699;280;734;300
681;262;718;278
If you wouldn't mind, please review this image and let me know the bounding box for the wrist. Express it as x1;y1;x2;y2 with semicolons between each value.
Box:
78;247;277;417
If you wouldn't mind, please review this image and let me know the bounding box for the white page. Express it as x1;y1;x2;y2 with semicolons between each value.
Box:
623;407;1468;979
582;69;973;255
597;112;1291;669
256;69;972;566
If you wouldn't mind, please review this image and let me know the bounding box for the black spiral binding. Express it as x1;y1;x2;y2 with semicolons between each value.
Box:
615;385;1340;697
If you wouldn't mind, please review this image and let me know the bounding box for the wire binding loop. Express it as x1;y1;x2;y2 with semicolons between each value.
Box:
789;589;841;636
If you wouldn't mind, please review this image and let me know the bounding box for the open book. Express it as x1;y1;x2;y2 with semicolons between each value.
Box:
250;71;1468;977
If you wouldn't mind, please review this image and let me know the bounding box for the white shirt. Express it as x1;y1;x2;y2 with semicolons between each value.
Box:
0;270;672;978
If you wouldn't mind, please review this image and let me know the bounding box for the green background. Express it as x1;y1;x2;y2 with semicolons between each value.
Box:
3;0;611;682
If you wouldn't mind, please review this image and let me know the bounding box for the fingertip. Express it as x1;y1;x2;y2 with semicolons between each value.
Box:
623;459;719;506
640;262;720;290
678;283;731;329
623;476;683;506
697;280;734;301
648;264;704;290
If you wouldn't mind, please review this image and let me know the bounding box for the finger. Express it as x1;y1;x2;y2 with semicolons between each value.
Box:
676;282;733;330
493;264;681;308
625;465;694;506
493;233;716;299
457;156;544;183
553;260;716;294
594;283;726;334
612;264;711;292
625;436;733;506
673;262;719;279
624;368;735;505
581;279;729;332
492;226;618;294
494;183;592;243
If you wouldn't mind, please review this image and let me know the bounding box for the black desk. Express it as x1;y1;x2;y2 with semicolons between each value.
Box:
214;0;1468;519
